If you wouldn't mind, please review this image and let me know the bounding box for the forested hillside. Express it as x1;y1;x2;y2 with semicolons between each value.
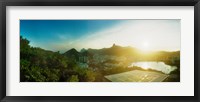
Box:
20;36;180;82
20;36;95;82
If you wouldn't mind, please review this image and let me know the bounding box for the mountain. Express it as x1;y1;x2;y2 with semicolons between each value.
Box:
63;48;80;61
63;44;180;64
87;44;139;57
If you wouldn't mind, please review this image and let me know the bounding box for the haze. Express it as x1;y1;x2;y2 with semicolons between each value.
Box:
20;20;180;53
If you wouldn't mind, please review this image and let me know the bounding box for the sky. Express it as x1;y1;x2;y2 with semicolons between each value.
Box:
20;20;180;53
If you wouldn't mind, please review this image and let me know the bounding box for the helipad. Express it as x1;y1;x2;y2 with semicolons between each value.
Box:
105;70;169;82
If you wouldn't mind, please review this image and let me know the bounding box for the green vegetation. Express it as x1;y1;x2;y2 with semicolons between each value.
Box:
20;36;95;82
20;37;180;82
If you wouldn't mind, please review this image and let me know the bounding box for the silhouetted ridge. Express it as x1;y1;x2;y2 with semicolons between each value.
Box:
87;44;139;57
63;48;80;61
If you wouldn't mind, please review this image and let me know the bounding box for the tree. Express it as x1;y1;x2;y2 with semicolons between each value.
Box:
67;75;79;82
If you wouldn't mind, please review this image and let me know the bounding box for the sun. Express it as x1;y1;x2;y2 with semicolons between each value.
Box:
140;42;150;52
143;42;149;48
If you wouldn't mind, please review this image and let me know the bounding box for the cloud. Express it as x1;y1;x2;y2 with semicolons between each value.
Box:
72;20;181;51
44;20;181;52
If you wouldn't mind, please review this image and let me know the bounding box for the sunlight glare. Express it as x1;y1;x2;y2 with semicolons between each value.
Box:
141;63;150;70
140;41;151;53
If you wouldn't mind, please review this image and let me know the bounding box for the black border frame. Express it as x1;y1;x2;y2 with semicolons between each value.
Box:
0;0;199;102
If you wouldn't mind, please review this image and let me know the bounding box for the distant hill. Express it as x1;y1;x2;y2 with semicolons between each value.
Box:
87;44;140;57
63;44;180;61
63;48;80;61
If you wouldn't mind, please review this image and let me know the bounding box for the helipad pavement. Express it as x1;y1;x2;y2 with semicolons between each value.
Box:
104;70;169;82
